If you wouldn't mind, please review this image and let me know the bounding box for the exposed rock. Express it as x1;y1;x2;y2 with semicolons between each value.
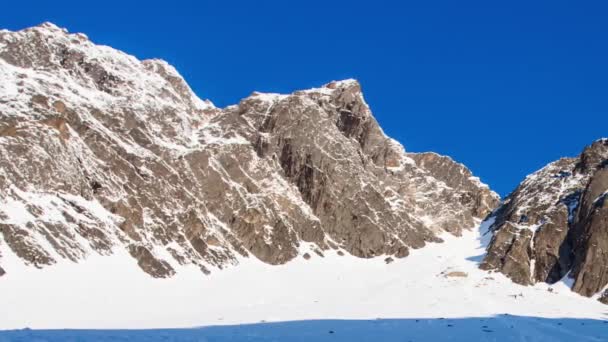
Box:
482;139;608;303
444;271;468;278
384;257;394;264
480;222;533;285
599;290;608;305
395;246;409;258
0;23;496;277
0;223;56;268
409;152;499;222
570;167;608;297
303;253;311;260
128;245;175;278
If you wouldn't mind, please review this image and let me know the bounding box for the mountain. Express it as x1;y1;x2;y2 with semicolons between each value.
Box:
481;139;608;304
0;22;498;279
3;24;608;338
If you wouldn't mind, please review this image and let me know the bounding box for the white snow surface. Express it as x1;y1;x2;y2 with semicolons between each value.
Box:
1;220;605;332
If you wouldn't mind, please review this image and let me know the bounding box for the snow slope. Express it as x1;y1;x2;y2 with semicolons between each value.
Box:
1;219;606;340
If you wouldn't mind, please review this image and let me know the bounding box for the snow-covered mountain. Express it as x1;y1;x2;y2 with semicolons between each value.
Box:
482;139;608;304
0;22;498;278
2;24;608;340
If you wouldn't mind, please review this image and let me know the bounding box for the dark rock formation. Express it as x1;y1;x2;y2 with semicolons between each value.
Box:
0;23;497;278
482;139;608;303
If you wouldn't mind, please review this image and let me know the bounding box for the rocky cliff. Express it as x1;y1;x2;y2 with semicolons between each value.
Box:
481;139;608;303
0;23;498;278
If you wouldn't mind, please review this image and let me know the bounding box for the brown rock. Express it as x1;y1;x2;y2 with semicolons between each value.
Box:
41;117;70;140
128;245;175;278
483;139;608;302
0;223;55;268
0;23;497;279
444;271;468;278
0;124;18;137
395;246;410;258
52;100;67;113
409;152;499;220
481;222;533;285
30;94;49;108
570;167;608;297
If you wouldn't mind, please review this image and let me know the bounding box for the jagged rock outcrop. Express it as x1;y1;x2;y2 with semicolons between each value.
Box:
0;23;497;278
481;139;608;303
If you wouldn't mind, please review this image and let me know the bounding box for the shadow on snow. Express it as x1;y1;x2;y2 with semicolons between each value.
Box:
1;315;608;342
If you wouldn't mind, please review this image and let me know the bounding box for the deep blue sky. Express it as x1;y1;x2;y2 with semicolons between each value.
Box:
2;1;607;196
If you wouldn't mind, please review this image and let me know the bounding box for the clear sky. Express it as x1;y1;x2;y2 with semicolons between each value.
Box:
2;1;607;196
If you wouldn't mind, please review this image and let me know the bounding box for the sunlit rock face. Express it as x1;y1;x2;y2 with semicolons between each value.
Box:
482;139;608;303
0;23;497;278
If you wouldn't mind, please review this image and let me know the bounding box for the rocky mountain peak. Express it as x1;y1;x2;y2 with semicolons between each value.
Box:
0;23;216;154
574;138;608;174
0;23;496;280
481;138;608;304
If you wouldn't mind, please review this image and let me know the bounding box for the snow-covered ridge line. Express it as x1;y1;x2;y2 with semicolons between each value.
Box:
0;21;213;111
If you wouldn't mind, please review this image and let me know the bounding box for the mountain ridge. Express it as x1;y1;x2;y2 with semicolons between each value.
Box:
481;138;608;304
0;22;497;278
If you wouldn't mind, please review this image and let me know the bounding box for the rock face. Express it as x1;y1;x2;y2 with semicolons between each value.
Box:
481;139;608;303
0;23;497;278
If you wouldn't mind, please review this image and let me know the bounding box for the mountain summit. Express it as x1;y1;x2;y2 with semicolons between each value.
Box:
0;23;497;278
